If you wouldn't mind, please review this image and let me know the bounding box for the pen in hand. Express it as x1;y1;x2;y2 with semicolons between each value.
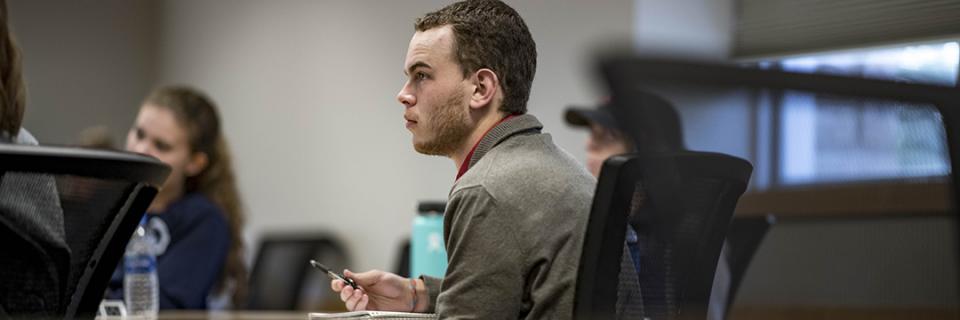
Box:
310;259;359;290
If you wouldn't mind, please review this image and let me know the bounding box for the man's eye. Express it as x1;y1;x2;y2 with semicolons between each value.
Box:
415;72;428;80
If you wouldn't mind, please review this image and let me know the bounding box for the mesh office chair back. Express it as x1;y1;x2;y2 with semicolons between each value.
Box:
574;151;752;320
0;144;169;319
640;152;752;320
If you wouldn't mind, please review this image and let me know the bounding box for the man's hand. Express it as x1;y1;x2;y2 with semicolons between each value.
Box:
330;269;421;312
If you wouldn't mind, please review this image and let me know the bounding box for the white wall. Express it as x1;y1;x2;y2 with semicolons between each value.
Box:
631;0;751;161
155;0;636;271
635;0;734;59
10;0;159;146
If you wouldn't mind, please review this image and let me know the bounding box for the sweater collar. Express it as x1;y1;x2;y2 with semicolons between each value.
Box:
466;113;543;170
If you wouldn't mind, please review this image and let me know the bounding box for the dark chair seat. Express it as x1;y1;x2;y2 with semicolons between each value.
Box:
246;233;350;311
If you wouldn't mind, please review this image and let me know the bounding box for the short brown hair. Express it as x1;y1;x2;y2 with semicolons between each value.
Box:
415;0;536;115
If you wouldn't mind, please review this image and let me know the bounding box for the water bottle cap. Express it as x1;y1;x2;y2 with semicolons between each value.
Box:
417;201;446;215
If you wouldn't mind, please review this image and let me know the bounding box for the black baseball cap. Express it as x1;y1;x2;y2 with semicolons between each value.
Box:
564;92;687;151
564;103;618;130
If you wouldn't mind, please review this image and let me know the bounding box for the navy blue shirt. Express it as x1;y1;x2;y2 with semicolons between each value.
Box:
109;193;230;309
625;225;641;274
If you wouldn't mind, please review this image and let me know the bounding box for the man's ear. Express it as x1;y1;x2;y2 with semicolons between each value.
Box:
185;152;209;177
469;68;499;110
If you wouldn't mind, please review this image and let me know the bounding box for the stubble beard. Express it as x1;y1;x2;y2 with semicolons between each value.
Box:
414;89;473;157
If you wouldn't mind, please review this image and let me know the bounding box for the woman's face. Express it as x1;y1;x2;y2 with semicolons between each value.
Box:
126;104;198;192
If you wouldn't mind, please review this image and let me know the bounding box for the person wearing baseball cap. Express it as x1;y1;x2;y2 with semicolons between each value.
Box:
565;95;730;320
565;102;636;178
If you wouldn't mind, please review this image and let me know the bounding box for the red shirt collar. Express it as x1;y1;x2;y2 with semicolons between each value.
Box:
456;114;516;180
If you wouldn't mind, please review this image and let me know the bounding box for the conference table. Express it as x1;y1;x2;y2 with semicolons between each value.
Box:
159;311;306;320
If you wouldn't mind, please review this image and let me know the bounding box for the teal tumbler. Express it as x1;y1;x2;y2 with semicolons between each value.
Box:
411;201;447;278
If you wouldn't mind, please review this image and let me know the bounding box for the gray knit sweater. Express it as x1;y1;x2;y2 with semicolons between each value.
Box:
422;114;595;319
0;128;69;316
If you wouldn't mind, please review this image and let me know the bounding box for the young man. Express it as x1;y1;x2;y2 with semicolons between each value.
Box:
330;1;595;319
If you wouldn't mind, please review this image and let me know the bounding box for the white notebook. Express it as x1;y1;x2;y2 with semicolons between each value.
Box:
308;311;437;320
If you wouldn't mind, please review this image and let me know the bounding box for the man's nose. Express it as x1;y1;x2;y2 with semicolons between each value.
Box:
397;85;416;107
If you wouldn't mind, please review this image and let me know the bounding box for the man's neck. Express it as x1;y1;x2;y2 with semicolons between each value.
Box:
451;111;509;172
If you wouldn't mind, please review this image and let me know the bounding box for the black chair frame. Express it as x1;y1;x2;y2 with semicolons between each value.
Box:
0;144;168;319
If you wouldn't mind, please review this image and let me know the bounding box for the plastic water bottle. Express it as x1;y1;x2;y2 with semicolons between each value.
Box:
411;201;447;278
124;216;158;317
